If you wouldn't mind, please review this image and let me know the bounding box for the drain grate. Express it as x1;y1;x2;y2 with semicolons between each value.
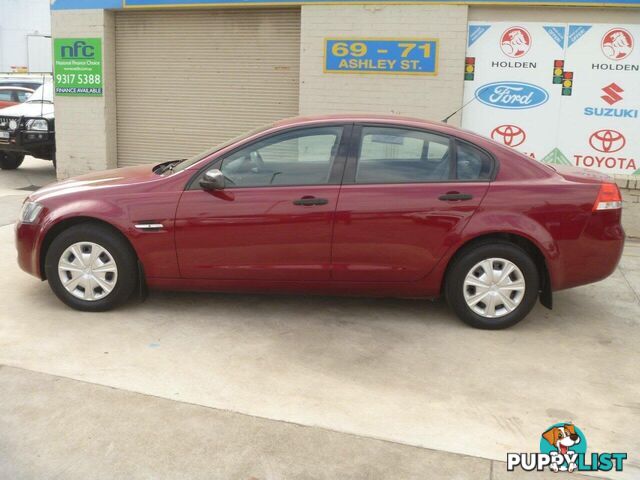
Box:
16;185;41;192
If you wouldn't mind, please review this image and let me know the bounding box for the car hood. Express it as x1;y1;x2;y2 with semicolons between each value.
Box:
30;164;162;202
0;102;54;118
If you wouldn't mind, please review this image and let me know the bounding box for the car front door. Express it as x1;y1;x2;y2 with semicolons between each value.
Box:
174;124;350;281
331;125;493;282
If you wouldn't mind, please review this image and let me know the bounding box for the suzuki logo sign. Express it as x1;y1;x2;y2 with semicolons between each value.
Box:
475;82;549;110
491;125;526;147
601;83;623;105
589;129;626;153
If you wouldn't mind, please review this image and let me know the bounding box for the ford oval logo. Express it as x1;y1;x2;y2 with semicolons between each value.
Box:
475;82;549;109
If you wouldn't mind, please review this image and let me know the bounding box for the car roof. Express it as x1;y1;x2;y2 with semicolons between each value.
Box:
0;86;34;91
269;114;500;146
273;113;447;128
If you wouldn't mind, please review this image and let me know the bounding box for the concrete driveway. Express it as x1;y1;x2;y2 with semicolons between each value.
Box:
0;157;638;479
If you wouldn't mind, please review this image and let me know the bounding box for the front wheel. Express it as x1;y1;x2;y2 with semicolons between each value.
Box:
0;152;24;169
445;242;539;329
44;223;138;311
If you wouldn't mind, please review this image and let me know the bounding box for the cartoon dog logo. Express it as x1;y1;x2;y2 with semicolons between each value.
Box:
542;424;581;472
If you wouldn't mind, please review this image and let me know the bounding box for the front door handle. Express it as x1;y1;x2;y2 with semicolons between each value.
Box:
438;192;473;201
293;196;329;206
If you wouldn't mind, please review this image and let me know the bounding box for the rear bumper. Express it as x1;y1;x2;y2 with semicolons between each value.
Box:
551;210;625;291
15;221;44;279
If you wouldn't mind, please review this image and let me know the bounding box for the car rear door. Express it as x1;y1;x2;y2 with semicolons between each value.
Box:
331;124;492;282
174;124;351;281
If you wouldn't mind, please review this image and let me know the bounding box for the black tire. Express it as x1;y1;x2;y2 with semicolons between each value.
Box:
445;241;539;329
0;152;24;170
44;223;138;311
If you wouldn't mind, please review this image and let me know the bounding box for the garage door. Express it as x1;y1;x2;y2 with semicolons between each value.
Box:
115;8;300;167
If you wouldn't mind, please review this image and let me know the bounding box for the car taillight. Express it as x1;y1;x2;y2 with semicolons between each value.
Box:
593;183;622;212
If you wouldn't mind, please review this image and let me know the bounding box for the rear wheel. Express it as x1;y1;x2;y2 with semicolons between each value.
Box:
44;223;137;311
0;152;24;169
445;242;539;329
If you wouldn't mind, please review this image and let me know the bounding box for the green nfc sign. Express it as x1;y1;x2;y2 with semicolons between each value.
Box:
54;38;103;96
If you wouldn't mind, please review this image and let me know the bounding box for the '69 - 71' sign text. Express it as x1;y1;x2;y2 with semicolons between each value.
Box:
324;38;438;75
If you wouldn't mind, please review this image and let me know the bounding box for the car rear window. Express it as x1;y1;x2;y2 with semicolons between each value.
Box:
455;142;493;180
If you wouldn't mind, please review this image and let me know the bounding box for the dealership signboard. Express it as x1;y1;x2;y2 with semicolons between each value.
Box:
462;22;640;175
325;39;438;75
53;38;103;96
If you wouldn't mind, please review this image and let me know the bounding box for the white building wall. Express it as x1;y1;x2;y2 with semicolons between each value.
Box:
468;5;640;23
51;9;117;179
0;0;51;72
299;5;469;126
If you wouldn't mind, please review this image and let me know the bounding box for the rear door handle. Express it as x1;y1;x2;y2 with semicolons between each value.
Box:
438;193;473;201
293;196;329;206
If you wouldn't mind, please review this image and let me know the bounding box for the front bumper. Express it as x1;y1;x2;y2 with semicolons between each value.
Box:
0;117;55;159
15;221;44;279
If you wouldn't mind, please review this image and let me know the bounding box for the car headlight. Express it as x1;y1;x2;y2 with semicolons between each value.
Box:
26;119;48;131
19;201;43;224
8;119;18;130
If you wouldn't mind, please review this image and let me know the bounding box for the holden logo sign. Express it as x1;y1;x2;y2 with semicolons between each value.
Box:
500;27;532;58
589;129;626;153
475;82;549;110
491;125;526;147
601;28;634;61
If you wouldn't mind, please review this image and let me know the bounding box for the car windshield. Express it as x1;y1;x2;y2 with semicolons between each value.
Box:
25;82;53;104
171;123;275;173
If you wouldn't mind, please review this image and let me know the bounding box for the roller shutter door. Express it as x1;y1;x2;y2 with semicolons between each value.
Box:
115;8;300;167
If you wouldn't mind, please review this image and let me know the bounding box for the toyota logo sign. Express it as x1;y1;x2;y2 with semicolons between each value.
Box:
589;129;626;153
491;125;526;147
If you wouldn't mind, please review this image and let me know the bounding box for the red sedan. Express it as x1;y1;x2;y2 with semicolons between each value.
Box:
15;115;624;329
0;86;34;109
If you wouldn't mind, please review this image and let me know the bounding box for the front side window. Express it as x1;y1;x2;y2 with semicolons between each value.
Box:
219;126;343;187
356;127;451;184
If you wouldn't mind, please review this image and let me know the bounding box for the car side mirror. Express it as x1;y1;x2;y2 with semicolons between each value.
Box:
200;169;225;190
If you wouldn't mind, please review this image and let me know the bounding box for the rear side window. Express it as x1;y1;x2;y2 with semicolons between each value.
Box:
456;142;493;181
356;127;451;183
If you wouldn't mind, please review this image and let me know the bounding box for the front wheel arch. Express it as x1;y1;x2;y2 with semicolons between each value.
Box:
39;217;139;281
442;232;552;309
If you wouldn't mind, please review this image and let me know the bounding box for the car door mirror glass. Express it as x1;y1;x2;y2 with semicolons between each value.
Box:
200;169;226;190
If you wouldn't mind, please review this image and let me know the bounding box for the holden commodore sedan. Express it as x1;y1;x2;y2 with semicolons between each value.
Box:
15;115;624;329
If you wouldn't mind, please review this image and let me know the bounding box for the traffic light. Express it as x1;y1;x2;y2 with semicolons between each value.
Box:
552;59;573;96
562;71;573;96
552;59;564;84
464;57;475;81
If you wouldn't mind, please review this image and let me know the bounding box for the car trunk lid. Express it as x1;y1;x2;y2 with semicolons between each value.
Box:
548;165;612;185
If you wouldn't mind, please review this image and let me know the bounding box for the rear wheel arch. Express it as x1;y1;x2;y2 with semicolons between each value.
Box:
442;232;552;309
39;217;139;281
